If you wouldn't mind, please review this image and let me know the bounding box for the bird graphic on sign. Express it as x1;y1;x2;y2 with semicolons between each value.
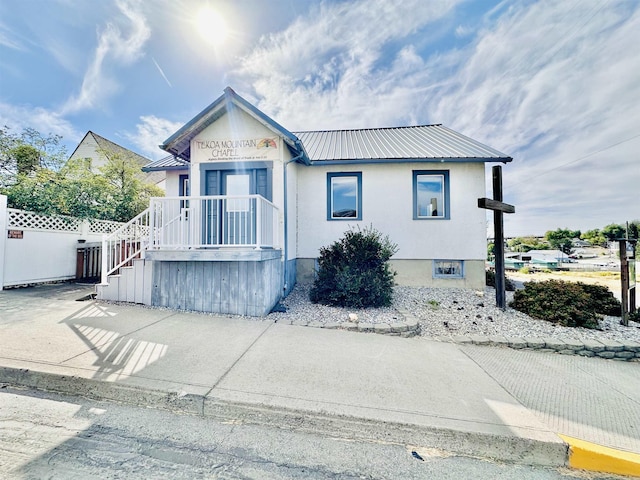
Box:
257;138;277;149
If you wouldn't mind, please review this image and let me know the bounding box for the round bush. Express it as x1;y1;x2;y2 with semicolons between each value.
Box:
310;226;398;308
510;279;620;329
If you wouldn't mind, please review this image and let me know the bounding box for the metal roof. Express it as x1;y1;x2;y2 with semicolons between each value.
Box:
68;131;153;167
158;87;511;167
294;125;512;163
142;155;189;172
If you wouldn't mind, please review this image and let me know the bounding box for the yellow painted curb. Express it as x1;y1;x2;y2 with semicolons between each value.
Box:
559;434;640;477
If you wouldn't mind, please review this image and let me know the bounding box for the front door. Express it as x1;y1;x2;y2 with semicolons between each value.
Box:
204;169;269;246
222;172;251;245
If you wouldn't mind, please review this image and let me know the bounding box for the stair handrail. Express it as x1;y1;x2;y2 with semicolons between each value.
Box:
101;208;151;284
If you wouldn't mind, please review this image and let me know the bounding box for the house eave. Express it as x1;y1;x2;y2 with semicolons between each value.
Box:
141;165;189;172
308;156;513;166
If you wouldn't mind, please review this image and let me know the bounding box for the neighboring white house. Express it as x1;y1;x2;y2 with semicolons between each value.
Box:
97;87;512;316
68;131;165;190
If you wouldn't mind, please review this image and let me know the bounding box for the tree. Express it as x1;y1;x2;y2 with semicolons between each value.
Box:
56;158;113;219
12;144;41;175
5;170;63;215
0;126;66;184
1;131;163;222
545;228;580;254
602;224;625;242
507;236;549;252
487;242;495;260
99;151;163;222
580;229;607;247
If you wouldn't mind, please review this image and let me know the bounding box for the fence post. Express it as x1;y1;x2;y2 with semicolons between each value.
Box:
101;235;108;285
76;243;86;280
0;195;7;290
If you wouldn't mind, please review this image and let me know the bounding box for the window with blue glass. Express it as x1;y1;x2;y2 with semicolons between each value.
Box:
413;170;450;219
327;172;362;220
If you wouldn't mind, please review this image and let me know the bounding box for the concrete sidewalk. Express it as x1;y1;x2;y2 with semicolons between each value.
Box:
1;283;639;475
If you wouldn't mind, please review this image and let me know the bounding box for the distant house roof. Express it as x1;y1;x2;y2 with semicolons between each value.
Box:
294;125;512;164
68;131;165;187
69;131;152;167
142;155;189;172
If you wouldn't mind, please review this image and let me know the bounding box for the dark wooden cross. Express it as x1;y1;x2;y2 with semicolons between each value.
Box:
478;165;515;310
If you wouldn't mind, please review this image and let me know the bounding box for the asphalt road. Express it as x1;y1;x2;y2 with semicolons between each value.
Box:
0;386;629;480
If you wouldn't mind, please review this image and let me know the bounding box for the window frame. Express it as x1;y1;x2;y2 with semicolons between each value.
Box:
327;172;362;221
433;260;464;279
412;170;450;220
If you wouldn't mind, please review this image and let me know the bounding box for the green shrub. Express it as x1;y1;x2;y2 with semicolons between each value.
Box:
485;270;516;291
310;226;398;308
510;280;621;328
576;283;621;316
519;266;532;274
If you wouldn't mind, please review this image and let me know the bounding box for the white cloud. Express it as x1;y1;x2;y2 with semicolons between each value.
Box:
0;102;81;143
426;1;640;235
232;0;640;236
0;23;25;51
122;115;183;160
61;0;151;114
232;0;462;130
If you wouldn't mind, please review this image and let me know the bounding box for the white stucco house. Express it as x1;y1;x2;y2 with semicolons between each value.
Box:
96;87;512;316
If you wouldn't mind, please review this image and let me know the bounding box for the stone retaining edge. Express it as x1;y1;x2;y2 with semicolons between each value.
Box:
282;311;639;361
280;308;421;337
447;335;640;361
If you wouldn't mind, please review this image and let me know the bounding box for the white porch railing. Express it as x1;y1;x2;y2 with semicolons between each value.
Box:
101;209;151;284
101;195;280;284
148;195;279;251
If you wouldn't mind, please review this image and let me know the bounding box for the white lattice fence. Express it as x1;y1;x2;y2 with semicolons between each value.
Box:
8;208;81;232
1;203;127;288
7;209;124;234
89;218;123;235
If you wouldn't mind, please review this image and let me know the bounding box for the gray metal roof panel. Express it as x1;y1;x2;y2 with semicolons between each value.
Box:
294;125;511;162
142;155;189;172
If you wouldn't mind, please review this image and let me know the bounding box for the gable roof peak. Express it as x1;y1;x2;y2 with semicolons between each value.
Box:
161;87;307;163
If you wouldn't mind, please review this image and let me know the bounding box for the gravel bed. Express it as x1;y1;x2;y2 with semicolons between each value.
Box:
270;284;640;343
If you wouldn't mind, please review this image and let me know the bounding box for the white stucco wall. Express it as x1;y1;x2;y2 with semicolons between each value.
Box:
295;162;487;261
284;151;297;261
163;170;186;197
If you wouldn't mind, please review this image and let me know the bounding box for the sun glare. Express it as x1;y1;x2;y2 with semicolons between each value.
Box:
195;7;228;46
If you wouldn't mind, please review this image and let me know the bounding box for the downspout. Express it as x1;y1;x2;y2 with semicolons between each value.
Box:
282;140;305;300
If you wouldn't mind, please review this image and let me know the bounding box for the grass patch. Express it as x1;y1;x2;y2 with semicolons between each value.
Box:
554;271;620;279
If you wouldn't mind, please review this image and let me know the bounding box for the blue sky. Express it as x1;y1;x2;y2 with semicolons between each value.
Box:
1;0;638;237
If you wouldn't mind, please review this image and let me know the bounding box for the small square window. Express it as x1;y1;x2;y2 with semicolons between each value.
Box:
413;170;450;219
433;260;464;278
327;172;362;220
